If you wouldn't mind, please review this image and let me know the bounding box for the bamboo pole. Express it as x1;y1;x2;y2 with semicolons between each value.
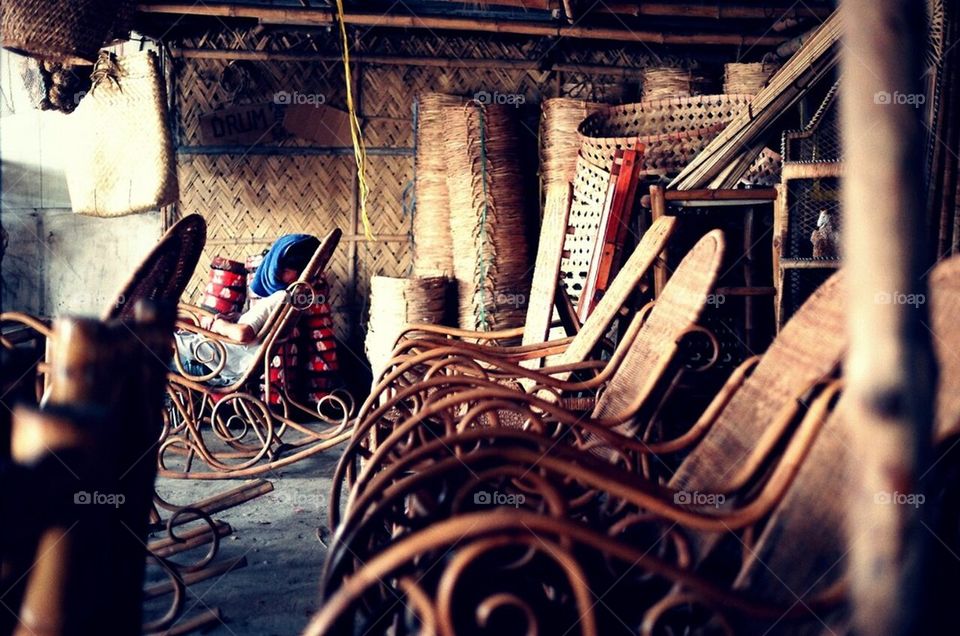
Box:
841;1;936;634
598;2;832;20
169;47;649;77
137;3;788;46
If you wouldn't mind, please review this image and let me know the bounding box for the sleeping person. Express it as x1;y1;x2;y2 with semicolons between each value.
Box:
175;233;319;385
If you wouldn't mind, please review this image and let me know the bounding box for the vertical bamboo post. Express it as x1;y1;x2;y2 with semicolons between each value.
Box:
841;1;937;634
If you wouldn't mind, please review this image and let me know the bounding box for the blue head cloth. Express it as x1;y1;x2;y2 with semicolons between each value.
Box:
250;234;318;297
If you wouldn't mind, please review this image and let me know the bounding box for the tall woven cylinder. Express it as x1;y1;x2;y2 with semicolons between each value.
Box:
443;101;531;331
723;62;778;96
1;0;130;65
365;276;452;377
540;97;603;196
413;93;464;277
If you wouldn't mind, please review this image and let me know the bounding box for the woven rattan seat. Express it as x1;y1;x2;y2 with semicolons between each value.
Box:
733;256;960;608
670;271;845;494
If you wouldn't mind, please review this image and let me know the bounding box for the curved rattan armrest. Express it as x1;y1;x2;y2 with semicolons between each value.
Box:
1;311;54;344
396;322;526;344
173;319;248;346
387;332;577;363
177;303;216;325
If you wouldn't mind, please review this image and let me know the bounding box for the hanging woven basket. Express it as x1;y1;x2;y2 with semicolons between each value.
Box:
65;51;178;217
577;94;754;174
723;62;779;96
641;67;699;101
1;0;132;65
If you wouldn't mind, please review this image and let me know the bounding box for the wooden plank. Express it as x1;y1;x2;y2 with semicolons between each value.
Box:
521;183;573;368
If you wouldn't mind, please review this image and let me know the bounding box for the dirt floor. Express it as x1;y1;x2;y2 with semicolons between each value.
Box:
146;450;343;635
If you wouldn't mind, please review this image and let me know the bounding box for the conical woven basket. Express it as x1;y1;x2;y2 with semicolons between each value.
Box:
443;101;532;331
577;94;753;174
1;0;130;65
65;51;178;217
413;93;464;277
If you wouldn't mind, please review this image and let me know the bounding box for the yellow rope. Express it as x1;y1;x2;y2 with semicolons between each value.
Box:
334;0;372;239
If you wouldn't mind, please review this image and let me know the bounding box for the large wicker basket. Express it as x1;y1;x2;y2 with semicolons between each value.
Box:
65;51;178;217
1;0;130;65
577;94;753;174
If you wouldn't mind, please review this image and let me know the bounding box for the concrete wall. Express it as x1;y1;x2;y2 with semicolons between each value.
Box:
1;49;162;317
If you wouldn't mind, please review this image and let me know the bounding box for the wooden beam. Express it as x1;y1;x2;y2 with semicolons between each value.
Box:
137;3;788;46
170;47;649;77
596;2;832;20
841;0;936;634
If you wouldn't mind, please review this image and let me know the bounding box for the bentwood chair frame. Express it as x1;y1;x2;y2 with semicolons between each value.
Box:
330;268;846;534
330;231;728;527
160;228;355;479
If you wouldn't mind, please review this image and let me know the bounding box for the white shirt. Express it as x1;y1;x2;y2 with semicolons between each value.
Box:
176;291;287;385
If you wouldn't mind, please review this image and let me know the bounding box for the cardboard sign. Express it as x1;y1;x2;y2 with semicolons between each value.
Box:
199;103;280;145
282;103;353;146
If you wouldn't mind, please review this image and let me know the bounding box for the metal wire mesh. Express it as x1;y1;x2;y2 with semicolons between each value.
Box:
782;83;842;163
785;177;842;260
782;268;834;325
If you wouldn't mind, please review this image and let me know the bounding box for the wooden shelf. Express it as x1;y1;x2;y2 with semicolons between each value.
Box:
780;258;841;269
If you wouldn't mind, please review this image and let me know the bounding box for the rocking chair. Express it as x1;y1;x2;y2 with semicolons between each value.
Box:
159;228;355;479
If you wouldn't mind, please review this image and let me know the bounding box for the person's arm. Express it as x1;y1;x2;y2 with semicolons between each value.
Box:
200;314;256;343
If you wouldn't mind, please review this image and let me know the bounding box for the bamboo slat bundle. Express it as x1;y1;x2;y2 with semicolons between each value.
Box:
413;93;465;277
443;101;531;331
540;97;603;197
671;10;843;190
723;62;778;96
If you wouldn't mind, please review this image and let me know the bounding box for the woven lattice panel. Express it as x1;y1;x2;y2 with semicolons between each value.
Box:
174;57;348;146
560;157;611;304
366;154;414;236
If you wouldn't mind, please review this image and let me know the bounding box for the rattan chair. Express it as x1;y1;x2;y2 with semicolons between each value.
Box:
366;215;678;409
330;231;726;527
159;228;355;479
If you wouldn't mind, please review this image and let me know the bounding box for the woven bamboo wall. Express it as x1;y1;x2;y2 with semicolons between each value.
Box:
169;28;700;355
